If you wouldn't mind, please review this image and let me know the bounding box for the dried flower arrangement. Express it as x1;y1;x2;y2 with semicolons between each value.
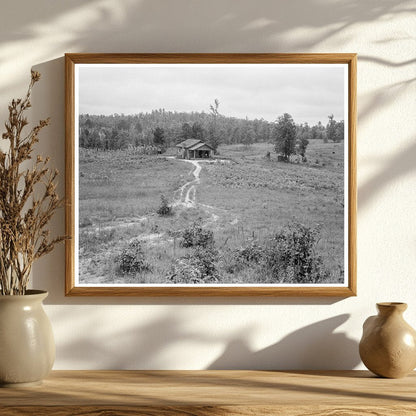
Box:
0;71;65;295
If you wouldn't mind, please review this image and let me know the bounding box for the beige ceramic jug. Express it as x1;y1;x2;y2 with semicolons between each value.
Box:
359;302;416;378
0;290;55;386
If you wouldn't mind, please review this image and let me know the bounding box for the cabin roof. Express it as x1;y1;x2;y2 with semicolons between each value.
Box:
176;139;202;149
188;142;214;151
176;139;214;151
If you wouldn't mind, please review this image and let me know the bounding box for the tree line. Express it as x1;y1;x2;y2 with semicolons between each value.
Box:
79;102;344;153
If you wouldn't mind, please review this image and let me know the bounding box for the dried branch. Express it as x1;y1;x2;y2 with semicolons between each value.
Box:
0;71;66;295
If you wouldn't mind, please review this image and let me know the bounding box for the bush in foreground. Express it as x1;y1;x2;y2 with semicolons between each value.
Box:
117;239;152;275
262;223;330;283
170;246;219;284
221;223;331;284
221;239;264;275
180;220;214;248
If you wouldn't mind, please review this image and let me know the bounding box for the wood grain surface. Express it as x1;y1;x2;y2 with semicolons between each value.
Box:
1;370;415;415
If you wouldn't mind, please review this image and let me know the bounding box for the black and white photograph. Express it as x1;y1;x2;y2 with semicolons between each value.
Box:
66;54;356;295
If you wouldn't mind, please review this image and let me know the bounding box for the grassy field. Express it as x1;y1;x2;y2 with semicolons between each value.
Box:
78;141;345;285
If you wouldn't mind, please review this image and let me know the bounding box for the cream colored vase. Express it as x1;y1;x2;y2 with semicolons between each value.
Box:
359;302;416;378
0;290;55;387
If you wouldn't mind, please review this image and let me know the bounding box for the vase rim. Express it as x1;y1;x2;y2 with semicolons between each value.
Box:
0;290;48;301
377;302;407;312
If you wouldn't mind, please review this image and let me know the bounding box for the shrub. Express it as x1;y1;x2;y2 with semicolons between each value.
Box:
157;194;173;216
262;223;330;283
222;240;265;274
180;220;214;248
116;239;151;275
237;240;264;264
219;248;241;274
170;246;218;283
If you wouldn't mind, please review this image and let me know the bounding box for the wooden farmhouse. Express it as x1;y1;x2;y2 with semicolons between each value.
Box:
176;139;214;159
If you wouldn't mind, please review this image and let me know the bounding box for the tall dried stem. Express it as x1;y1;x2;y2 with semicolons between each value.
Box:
0;71;65;295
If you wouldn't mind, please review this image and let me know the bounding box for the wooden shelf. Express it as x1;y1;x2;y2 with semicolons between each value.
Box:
1;370;415;415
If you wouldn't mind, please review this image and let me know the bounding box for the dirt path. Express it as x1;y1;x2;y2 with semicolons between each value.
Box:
91;216;147;233
173;158;238;226
174;159;201;207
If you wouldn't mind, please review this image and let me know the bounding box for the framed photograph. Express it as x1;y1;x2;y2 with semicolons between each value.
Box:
65;53;356;296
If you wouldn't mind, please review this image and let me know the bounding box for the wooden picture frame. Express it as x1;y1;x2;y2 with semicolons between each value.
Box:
65;53;356;296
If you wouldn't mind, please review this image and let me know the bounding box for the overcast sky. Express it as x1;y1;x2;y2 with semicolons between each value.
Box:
78;64;346;125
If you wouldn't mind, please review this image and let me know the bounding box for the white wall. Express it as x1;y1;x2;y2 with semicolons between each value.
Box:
1;0;415;370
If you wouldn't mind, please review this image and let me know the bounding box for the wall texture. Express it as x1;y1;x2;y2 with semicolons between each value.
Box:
0;0;415;370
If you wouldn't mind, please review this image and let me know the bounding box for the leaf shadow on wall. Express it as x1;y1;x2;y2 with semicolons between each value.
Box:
358;139;416;210
1;0;412;51
207;314;360;370
0;0;413;96
54;312;215;369
358;78;415;130
355;58;416;209
53;308;359;370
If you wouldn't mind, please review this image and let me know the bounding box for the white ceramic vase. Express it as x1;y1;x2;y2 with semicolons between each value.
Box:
0;290;55;387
